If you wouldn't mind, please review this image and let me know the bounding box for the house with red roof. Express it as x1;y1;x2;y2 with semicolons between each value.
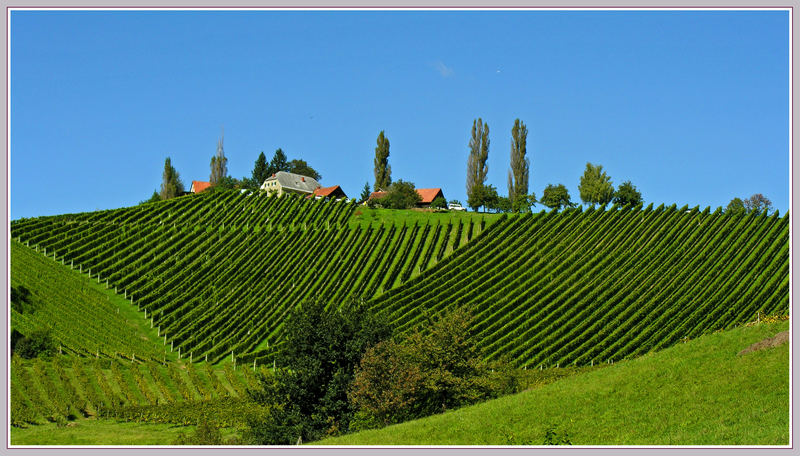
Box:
307;185;348;200
190;181;212;194
367;188;445;208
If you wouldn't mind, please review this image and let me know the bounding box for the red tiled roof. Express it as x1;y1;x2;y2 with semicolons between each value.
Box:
308;185;344;198
416;188;444;204
369;191;388;200
191;181;212;193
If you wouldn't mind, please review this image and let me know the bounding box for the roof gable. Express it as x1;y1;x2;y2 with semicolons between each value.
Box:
191;181;212;193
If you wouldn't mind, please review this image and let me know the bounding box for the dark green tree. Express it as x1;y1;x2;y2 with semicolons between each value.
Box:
288;159;321;181
541;184;574;210
578;163;614;206
744;193;773;216
140;190;160;205
374;131;391;191
466;118;490;204
494;196;512;213
380;179;422;209
252;151;269;186
210;132;228;186
613;180;642;207
159;157;185;200
245;300;391;444
349;307;496;428
467;183;498;213
507;119;529;210
267;148;290;176
726;197;747;215
430;197;447;209
359;182;372;203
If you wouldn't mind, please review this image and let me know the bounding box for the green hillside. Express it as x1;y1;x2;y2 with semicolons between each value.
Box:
373;204;788;367
10;241;165;361
320;319;789;445
10;190;486;364
11;356;261;428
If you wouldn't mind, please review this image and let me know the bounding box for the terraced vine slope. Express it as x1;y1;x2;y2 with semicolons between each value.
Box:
11;241;167;362
10;357;260;427
372;204;789;368
10;190;487;364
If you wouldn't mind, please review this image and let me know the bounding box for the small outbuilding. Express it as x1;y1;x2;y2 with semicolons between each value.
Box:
190;181;212;194
308;185;348;200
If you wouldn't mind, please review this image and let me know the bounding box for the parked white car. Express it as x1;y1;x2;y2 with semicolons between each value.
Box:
448;203;466;211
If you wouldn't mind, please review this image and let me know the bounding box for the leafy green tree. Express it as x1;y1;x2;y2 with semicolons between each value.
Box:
159;157;185;200
245;300;391;444
359;182;372;203
380;180;422;209
288;159;321;181
466;118;490;204
267;149;289;176
541;184;574;210
448;199;462;206
513;193;537;213
726;197;747;215
13;327;56;359
494;196;512;213
578;163;614;206
507;119;529;210
467;183;498;213
210;133;228;185
613;180;642;207
430;196;447;209
349;307;496;429
251;151;269;186
744;193;773;216
373;131;391;191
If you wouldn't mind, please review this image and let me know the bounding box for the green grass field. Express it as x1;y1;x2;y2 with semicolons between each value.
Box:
10;419;241;446
320;320;789;446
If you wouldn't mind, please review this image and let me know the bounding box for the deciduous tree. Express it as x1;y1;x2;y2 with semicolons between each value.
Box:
210;133;228;185
578;163;614;206
380;180;422;209
159;157;184;200
507;119;529;210
466;118;490;204
613;180;642;207
726;197;746;215
744;193;773;216
373;131;391;191
288;159;321;181
541;184;574;210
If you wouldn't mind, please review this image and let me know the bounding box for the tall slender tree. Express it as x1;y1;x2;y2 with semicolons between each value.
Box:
507;119;529;211
373;131;391;191
159;157;184;200
267;148;289;176
210;130;228;185
466;118;489;204
252;151;269;186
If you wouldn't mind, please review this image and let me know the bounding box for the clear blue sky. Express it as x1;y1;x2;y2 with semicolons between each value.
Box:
10;9;790;219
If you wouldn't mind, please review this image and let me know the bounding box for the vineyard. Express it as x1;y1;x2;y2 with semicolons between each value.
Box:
9;192;790;436
10;356;263;428
10;190;487;364
372;204;789;367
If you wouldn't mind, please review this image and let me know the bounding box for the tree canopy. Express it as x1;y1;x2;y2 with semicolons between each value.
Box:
613;180;643;207
288;159;321;181
251;151;269;187
159;157;184;200
210;133;228;185
541;184;574;210
466;118;490;205
373;131;392;191
379;180;422;209
507;118;529;211
578;163;614;206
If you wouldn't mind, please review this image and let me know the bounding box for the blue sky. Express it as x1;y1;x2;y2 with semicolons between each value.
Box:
10;9;790;219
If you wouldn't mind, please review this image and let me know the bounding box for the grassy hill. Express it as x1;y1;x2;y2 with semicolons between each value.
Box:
320;319;789;446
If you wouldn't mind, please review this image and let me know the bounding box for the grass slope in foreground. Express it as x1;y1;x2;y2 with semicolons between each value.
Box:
321;319;789;446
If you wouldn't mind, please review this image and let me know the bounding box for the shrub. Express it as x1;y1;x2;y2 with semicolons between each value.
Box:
430;197;447;209
13;328;56;359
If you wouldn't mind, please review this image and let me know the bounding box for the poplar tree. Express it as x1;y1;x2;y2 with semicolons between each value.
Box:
373;131;391;191
159;157;185;200
507;118;529;211
466;118;490;205
210;132;228;185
